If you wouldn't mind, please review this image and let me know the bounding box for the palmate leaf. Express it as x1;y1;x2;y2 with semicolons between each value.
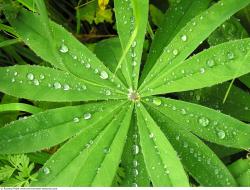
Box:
0;100;126;154
136;104;189;186
0;65;126;102
143;97;250;149
140;38;250;96
145;105;237;186
140;0;212;82
4;2;126;93
114;0;148;88
32;102;132;186
139;0;250;91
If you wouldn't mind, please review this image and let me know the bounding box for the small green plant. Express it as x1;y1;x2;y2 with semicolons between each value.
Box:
0;0;250;187
0;154;37;186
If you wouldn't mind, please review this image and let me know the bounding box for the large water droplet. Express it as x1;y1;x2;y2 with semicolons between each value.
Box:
100;71;109;80
198;116;210;127
84;113;92;120
27;73;34;81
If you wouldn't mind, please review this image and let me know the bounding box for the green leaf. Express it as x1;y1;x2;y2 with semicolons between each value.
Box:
140;0;250;90
240;74;250;88
78;1;97;24
32;102;132;186
0;100;126;154
140;0;211;83
95;9;113;24
145;105;237;186
140;39;250;96
0;103;42;114
119;112;150;187
143;97;250;149
114;0;148;88
136;104;189;186
178;83;250;122
208;17;248;46
0;165;15;180
0;65;126;102
228;158;250;186
4;4;126;92
149;4;164;27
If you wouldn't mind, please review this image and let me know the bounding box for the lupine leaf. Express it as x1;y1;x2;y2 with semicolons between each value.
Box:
4;3;126;92
32;102;132;186
145;105;237;186
140;39;250;96
178;83;250;122
0;100;126;154
0;65;126;102
143;97;250;149
140;0;250;90
136;104;189;186
119;112;150;187
114;0;148;88
140;0;211;83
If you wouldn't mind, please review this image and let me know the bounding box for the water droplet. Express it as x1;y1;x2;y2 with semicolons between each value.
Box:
63;84;70;91
100;71;109;80
198;116;210;127
40;74;45;80
85;63;91;69
206;59;215;67
181;108;187;115
83;113;91;120
43;167;50;175
105;90;111;96
149;133;154;138
59;44;69;53
181;35;187;42
133;160;138;167
200;68;205;74
27;73;34;81
153;98;162;106
217;130;225;139
53;82;61;89
132;145;139;155
131;41;137;48
173;49;179;56
227;52;234;60
103;147;110;154
132;183;138;187
73;117;80;123
132;169;138;176
33;79;39;86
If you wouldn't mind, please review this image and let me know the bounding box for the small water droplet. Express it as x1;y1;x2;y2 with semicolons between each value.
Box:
63;84;70;91
131;41;137;48
173;49;179;56
206;59;215;67
73;117;80;123
200;68;205;74
43;167;50;175
85;63;91;69
217;130;225;139
100;71;109;80
198;116;210;127
227;52;234;60
153;98;162;106
27;73;34;81
133;160;138;167
53;82;61;89
132;145;139;155
59;44;69;53
83;113;91;120
103;147;110;154
149;133;154;138
181;35;187;42
33;79;39;86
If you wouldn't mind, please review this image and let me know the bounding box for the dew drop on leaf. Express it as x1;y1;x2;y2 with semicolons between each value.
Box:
133;160;138;167
43;167;50;175
181;35;187;42
132;145;139;155
53;82;62;89
83;113;91;120
217;130;226;139
131;41;137;48
198;116;210;127
206;59;215;67
27;73;34;81
200;68;205;74
227;52;234;60
103;147;110;154
33;79;39;86
63;84;70;91
73;117;80;123
149;133;154;138
153;98;162;106
85;63;91;69
59;44;69;53
173;49;179;56
105;90;111;96
100;71;109;80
